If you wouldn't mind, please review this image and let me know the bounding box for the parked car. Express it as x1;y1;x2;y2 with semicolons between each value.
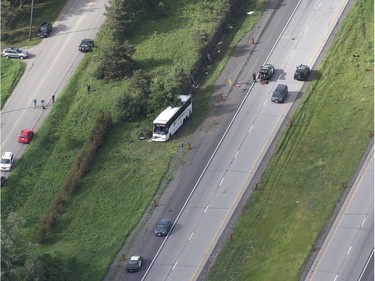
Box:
18;129;34;144
258;64;275;81
154;218;172;237
79;39;94;52
0;152;14;171
2;47;28;59
37;22;52;38
294;64;310;81
126;256;144;273
271;84;288;103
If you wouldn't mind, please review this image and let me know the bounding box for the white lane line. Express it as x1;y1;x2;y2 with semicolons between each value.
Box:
361;218;366;227
172;261;178;270
347;246;352;255
277;73;282;80
219;178;224;186
290;50;295;57
304;26;309;33
188;232;194;240
234;151;239;158
248;125;254;132
204;205;209;213
333;274;338;281
263;99;268;107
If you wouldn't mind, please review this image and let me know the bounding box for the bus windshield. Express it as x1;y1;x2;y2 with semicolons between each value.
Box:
154;125;168;135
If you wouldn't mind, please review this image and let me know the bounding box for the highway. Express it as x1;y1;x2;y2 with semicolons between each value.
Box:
0;0;108;173
304;145;374;281
105;0;353;280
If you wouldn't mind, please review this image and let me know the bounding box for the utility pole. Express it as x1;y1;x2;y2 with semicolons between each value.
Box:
28;0;35;40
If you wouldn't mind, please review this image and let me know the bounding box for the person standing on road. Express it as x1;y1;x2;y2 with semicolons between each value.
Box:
41;100;45;109
252;72;257;83
52;94;55;104
227;77;232;88
32;98;37;109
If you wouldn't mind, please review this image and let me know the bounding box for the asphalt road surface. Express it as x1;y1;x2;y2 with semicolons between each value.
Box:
1;0;108;175
106;0;352;280
304;145;374;281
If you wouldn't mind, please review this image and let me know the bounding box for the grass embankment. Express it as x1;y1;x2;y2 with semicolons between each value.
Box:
1;0;266;280
206;0;374;280
0;58;25;108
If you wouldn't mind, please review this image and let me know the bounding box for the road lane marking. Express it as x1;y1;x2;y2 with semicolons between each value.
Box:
172;261;178;270
361;218;366;227
234;151;239;158
291;50;295;57
263;99;268;107
0;11;87;150
304;26;309;33
219;178;224;186
333;274;338;281
189;232;194;240
248;125;254;132
347;246;352;255
204;205;209;213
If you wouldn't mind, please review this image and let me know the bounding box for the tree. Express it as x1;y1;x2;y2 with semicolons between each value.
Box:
1;0;14;38
1;213;29;281
116;70;150;121
105;0;145;40
95;39;136;81
148;65;189;113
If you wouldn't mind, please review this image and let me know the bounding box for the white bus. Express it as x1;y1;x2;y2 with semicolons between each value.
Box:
152;95;192;142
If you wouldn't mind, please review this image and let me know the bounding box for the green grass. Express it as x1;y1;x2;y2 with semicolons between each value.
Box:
0;58;25;108
1;0;265;280
205;0;374;280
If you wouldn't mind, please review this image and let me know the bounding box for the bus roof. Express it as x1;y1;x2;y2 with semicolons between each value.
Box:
153;95;190;125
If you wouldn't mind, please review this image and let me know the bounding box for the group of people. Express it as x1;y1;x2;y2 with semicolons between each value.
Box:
32;95;54;109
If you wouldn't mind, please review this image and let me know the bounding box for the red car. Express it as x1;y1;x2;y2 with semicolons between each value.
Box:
18;129;34;144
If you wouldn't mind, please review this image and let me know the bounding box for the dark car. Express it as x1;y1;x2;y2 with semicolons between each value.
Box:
126;256;144;273
37;22;52;38
294;64;310;81
79;39;94;52
18;129;34;144
271;84;288;103
2;47;28;59
154;218;172;237
258;64;275;81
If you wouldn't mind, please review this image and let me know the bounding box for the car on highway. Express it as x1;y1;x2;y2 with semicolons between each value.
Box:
154;218;172;237
271;84;288;103
1;152;14;171
258;64;275;81
294;64;310;81
18;129;34;144
2;47;28;59
126;256;144;273
37;22;52;38
79;39;94;52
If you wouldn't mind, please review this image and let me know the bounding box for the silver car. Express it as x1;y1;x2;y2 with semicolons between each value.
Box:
2;47;29;59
